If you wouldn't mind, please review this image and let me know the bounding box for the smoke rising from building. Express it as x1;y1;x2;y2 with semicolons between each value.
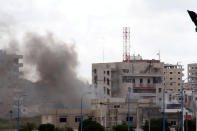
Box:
0;31;91;117
21;32;88;109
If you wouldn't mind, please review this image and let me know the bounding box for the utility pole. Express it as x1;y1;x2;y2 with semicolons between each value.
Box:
128;87;131;131
163;85;166;131
17;94;26;131
181;85;184;131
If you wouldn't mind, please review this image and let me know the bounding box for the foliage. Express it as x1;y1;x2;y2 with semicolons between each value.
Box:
19;122;37;131
54;126;74;131
0;116;41;129
142;118;170;131
78;119;104;131
184;119;196;131
38;123;55;131
113;123;134;131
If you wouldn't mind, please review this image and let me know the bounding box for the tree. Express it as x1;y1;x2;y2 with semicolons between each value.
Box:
113;123;134;131
54;126;74;131
142;118;170;131
38;123;55;131
184;119;196;131
78;119;104;131
19;122;37;131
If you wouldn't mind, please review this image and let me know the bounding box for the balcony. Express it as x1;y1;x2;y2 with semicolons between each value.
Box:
133;86;156;93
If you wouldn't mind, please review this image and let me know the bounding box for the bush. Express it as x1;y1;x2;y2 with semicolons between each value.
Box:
38;123;55;131
113;123;134;131
79;119;104;131
19;122;36;131
142;118;170;131
54;126;74;131
184;119;196;131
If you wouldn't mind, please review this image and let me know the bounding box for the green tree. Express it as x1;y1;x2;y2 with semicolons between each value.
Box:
78;119;104;131
38;123;55;131
19;122;37;131
184;119;196;131
54;126;74;131
142;118;170;131
113;123;134;131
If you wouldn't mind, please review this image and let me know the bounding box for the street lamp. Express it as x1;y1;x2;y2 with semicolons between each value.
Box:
80;92;91;131
163;84;166;131
17;94;26;131
128;87;131;131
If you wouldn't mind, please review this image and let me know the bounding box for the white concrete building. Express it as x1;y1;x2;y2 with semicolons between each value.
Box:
92;57;164;106
163;64;184;92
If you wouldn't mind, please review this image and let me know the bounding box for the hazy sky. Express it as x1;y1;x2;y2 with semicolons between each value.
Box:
0;0;197;82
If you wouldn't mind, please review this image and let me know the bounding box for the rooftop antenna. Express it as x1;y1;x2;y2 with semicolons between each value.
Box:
123;27;130;62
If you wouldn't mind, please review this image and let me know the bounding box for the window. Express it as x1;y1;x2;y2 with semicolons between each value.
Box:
122;76;132;83
107;88;110;95
104;87;106;94
170;83;173;86
107;71;110;75
93;69;97;73
171;121;176;126
94;76;97;84
170;72;173;74
59;117;67;123
170;78;173;80
147;79;150;84
104;77;106;83
178;72;180;74
159;88;162;93
140;79;143;84
178;78;180;80
104;71;105;74
132;79;135;83
107;79;110;85
75;117;81;122
126;116;133;121
122;69;129;73
114;105;120;108
178;83;180;86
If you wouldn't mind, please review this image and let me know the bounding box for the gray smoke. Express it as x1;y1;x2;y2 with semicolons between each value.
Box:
0;12;92;115
21;32;88;109
0;31;91;117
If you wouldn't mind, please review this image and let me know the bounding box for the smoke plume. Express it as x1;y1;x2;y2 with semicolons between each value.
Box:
21;32;88;109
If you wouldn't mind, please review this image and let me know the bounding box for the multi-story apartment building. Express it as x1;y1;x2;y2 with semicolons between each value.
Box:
0;50;23;117
163;64;184;92
188;63;197;89
92;57;164;105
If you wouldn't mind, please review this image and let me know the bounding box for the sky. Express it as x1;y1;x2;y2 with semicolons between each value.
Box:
0;0;197;82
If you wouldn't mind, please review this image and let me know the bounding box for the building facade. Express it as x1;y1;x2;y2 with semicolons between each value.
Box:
163;64;184;92
92;59;164;105
188;63;197;89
